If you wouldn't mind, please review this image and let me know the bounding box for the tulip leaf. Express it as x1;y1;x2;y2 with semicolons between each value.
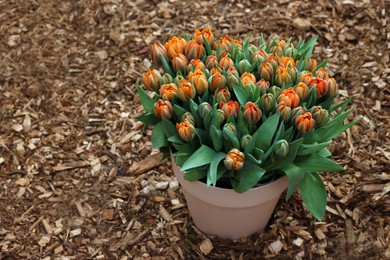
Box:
233;85;248;106
280;127;294;142
152;121;168;149
210;126;223;151
253;147;264;161
202;35;213;56
207;152;227;187
299;35;318;61
189;99;203;128
317;147;332;158
173;104;187;120
283;163;305;201
162;117;179;138
231;161;266;193
312;60;327;75
246;153;262;164
300;172;326;220
159;54;175;77
136;112;160;126
244;132;257;154
297;141;332;156
181;145;216;171
173;154;190;167
255;112;280;151
184;168;207;181
266;138;303;171
237;111;249;136
306;85;317;108
167;135;184;144
172;143;195;154
294;153;345;172
196;128;212;146
136;85;155;113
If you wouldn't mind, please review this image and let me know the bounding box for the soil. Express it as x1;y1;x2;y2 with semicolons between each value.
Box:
0;0;389;259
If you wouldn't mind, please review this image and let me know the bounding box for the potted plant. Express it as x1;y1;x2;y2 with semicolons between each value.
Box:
136;28;360;239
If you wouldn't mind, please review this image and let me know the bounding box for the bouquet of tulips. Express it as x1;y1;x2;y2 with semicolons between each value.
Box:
136;28;360;220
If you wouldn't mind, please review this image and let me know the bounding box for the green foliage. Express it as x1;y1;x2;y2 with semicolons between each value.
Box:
300;172;327;220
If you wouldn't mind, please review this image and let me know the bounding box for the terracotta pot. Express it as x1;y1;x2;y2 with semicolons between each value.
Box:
172;158;288;239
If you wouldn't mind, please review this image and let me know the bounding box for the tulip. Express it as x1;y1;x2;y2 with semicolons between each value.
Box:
295;112;315;133
269;85;280;96
274;67;292;87
277;88;300;108
243;102;262;125
210;67;222;75
220;100;240;119
226;69;240;90
185;39;205;60
309;77;328;98
165;36;187;60
308;58;317;71
276;102;292;122
270;45;283;57
259;93;275;114
279;56;295;68
237;59;252;75
274;140;289;157
172;53;189;73
256;79;270;96
219;56;235;70
267;55;279;71
189;69;208;95
205;55;218;70
160;83;178;101
325;77;338;98
283;47;297;57
174;75;185;86
219;35;233;51
142;69;161;92
187;59;205;72
315;68;328;79
223;122;238;137
243;81;257;97
290;106;306;124
287;65;298;83
224;148;245;171
251;51;267;65
240;134;252;149
215;109;225;126
160;73;173;85
259;62;274;81
248;44;258;54
215;88;231;103
299;71;313;86
181;112;195;126
177;81;196;101
198;102;213;119
241;72;256;86
150;42;168;66
310;106;329;127
208;73;227;92
154;99;173;119
176;119;196;141
193;28;215;46
294;82;309;100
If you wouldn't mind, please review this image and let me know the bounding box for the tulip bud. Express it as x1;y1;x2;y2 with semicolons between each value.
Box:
215;109;225;126
210;67;222;75
187;59;205;72
237;59;252;75
290;106;306;124
256;79;270;96
244;81;257;97
172;53;189;73
174;75;185;86
274;66;292;87
208;73;227;92
277;88;300;108
274;140;289;157
295;112;315;134
325;77;338;98
276;102;292;122
279;56;295;68
259;62;274;81
150;42;168;66
270;45;283;57
251;51;267;65
248;44;258;54
177;81;196;101
240;134;252;149
308;58;317;71
160;83;178;101
219;35;233;51
160;73;173;85
223;122;238;137
283;47;297;57
189;69;208;95
205;55;218;70
165;36;187;60
154;99;173;119
310;106;329;128
193;28;215;46
299;71;313;86
241;72;256;86
219;56;235;70
176;119;196;141
243;102;262;125
267;55;279;72
185;39;205;60
215;87;231;103
309;77;328;98
315;68;328;79
287;65;298;83
259;93;275;114
220;100;240;119
142;69;162;92
198;102;213;119
269;85;281;96
294;82;309;100
224;148;245;171
181;112;196;126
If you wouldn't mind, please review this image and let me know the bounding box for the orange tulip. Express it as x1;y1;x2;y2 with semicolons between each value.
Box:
215;88;231;103
185;39;205;60
160;83;178;101
209;73;226;92
251;50;267;65
142;69;161;92
241;72;256;86
219;56;235;70
226;69;240;90
176;119;196;141
219;35;233;51
165;36;186;60
177;81;196;101
324;77;338;98
150;42;168;66
309;77;328;98
220;100;240;119
299;72;313;86
256;79;270;96
295;112;315;133
277;88;300;108
274;66;292;87
315;68;328;79
243;102;262;124
154;99;173;119
276;102;292;122
187;59;205;72
308;58;317;71
193;28;215;46
279;56;295;68
294;82;309;100
205;55;219;70
224;148;245;171
259;93;275;114
172;53;189;73
259;62;274;81
189;69;208;95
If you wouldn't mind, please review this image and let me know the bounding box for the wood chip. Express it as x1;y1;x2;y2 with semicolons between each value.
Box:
268;240;283;254
53;161;89;172
199;238;213;255
128;153;163;175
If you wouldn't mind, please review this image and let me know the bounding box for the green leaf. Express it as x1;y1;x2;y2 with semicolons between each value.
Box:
136;86;155;113
244;132;257;154
173;154;190;167
300;172;326;220
297;141;332;156
317;147;332;158
196;128;211;145
207;152;226;186
159;54;175;77
266;138;304;171
246;153;262;164
233;85;248;106
255;113;280;151
184;168;207;181
231;161;266;193
210;126;223;151
181;145;216;171
173;105;187;120
152;122;168;149
283;163;305;200
167;135;184;144
162;117;178;138
136;112;160;125
300;35;318;60
312;60;328;75
294;153;345;172
172;143;195;154
189;99;203;128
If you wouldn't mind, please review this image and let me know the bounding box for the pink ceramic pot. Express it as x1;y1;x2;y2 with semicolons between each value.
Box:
172;158;288;240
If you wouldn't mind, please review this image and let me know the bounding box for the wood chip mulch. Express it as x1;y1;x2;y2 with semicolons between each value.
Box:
0;0;388;259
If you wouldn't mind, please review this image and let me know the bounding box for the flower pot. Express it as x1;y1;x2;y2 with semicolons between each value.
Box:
171;158;288;239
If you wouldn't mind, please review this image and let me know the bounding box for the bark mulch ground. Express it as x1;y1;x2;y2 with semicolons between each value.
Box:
0;0;389;259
